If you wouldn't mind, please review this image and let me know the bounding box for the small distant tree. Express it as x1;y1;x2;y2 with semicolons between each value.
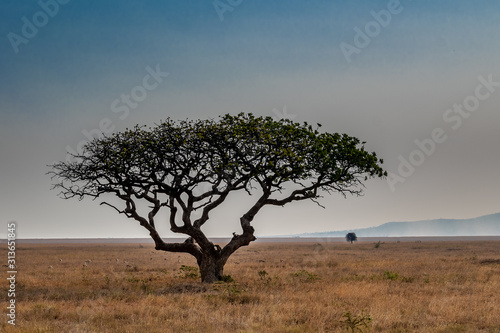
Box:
48;113;386;282
346;232;357;244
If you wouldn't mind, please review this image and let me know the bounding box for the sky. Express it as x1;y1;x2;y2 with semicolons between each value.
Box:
1;0;499;239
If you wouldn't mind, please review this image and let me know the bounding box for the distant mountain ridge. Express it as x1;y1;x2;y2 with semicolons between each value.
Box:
299;212;500;237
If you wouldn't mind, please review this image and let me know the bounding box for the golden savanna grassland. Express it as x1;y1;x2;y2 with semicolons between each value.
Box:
2;239;500;332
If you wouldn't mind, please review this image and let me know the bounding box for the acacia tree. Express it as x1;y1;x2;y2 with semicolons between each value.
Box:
49;113;386;282
346;232;358;244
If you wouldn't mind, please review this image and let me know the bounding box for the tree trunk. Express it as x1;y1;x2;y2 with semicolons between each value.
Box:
194;219;257;283
198;254;225;283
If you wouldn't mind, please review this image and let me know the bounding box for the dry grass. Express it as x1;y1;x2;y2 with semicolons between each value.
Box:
2;240;500;332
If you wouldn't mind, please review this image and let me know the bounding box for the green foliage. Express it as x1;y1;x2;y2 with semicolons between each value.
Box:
126;274;140;283
357;270;412;283
221;274;235;283
49;113;386;211
373;241;383;248
340;310;372;332
210;281;258;304
257;270;280;286
258;270;269;280
292;270;319;281
140;279;153;294
383;271;399;281
213;281;246;296
177;265;200;279
258;270;271;285
401;276;414;283
126;274;154;294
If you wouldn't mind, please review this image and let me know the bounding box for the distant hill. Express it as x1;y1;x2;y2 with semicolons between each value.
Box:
298;212;500;237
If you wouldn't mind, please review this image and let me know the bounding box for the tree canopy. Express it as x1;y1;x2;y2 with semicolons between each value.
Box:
346;232;358;244
49;113;386;282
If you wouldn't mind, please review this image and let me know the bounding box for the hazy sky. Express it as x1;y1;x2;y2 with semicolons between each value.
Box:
1;0;499;239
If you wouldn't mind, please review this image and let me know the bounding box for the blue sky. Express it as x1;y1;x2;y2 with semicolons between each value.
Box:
1;0;499;238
